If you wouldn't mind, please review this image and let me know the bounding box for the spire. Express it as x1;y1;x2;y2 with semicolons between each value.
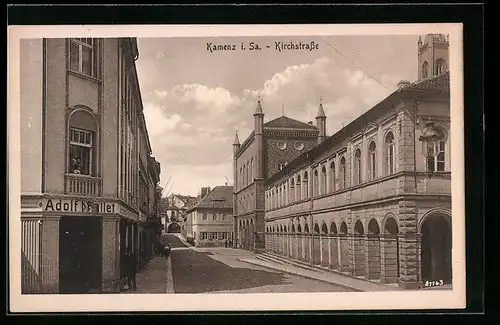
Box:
281;102;285;116
316;96;326;118
254;96;264;115
233;130;240;145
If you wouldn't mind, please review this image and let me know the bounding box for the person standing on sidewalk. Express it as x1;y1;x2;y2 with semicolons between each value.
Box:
126;251;138;291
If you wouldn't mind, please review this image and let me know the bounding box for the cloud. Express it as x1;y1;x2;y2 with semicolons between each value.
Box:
142;56;401;195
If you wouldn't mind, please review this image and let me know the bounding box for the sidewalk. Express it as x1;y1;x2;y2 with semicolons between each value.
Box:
121;256;174;294
238;256;403;292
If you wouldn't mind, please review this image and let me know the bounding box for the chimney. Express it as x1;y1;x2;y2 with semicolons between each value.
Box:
200;187;211;198
308;121;313;125
225;182;228;186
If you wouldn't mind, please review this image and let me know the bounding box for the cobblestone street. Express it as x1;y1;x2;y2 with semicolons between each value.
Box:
162;234;353;293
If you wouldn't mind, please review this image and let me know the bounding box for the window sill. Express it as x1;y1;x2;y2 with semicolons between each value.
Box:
66;172;100;179
68;70;102;84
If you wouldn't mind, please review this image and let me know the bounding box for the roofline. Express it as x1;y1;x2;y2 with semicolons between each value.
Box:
186;186;233;213
266;84;450;185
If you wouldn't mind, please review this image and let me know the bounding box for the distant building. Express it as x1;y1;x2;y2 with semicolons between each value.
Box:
232;101;326;252
185;186;234;247
20;37;161;294
159;193;199;233
263;34;451;289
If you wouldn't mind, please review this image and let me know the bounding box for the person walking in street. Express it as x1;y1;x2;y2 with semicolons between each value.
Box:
162;243;171;258
126;251;137;291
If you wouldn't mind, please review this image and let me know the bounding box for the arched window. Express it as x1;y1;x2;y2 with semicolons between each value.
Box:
321;165;327;195
297;175;302;201
385;132;395;175
330;161;336;192
435;58;446;75
368;141;377;181
339;157;346;189
239;167;242;189
290;178;295;202
422;61;429;79
354;148;362;185
250;157;254;183
68;109;97;176
303;171;309;199
246;163;249;186
313;169;319;197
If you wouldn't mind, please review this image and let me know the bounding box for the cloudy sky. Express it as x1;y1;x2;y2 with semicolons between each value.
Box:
135;35;419;197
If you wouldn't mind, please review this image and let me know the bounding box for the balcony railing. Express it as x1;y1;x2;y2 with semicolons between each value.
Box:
65;173;102;197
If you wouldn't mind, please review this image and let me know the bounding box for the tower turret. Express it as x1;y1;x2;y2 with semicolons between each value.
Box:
254;97;264;180
316;97;327;145
417;34;449;80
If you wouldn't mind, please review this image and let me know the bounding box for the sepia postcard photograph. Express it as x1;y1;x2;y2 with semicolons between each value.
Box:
8;23;465;313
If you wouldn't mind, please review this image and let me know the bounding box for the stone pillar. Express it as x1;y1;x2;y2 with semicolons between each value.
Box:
102;216;121;293
398;200;420;288
39;216;60;293
381;234;400;284
398;233;422;289
365;234;381;280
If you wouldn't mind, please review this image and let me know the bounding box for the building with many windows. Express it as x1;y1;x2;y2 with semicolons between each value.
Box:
185;186;234;247
20;37;161;294
232;102;325;252
263;34;451;289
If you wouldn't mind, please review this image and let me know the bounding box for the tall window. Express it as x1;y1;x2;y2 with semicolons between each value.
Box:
354;148;362;185
321;166;327;195
69;128;93;175
421;61;429;79
290;179;295;202
340;156;346;189
368;141;377;181
296;175;302;201
69;38;100;78
427;140;446;172
313;169;319;197
202;213;207;221
330;161;336;192
435;58;446;75
303;172;309;199
385;132;395;175
250;157;254;182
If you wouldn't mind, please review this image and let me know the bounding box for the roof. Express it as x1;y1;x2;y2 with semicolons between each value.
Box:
266;72;451;185
401;70;450;92
264;116;318;130
188;186;233;211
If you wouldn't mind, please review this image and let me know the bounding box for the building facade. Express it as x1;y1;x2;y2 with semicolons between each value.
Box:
20;37;160;294
185;186;233;247
233;102;326;252
159;193;199;234
263;34;451;289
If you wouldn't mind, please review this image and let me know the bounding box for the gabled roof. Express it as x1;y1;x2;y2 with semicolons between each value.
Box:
264;115;318;130
188;186;233;211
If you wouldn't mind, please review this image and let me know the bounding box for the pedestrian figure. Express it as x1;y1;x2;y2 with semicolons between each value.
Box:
126;251;137;291
162;243;171;258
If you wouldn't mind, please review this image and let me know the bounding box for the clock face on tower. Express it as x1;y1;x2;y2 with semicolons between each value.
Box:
276;140;287;150
294;141;305;151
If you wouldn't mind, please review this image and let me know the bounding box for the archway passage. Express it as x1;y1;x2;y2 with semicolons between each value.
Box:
167;222;181;233
382;217;399;284
366;219;381;280
313;223;321;265
421;214;452;285
351;220;365;277
339;222;349;272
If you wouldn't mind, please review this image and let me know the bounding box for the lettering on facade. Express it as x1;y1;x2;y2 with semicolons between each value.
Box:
43;199;116;214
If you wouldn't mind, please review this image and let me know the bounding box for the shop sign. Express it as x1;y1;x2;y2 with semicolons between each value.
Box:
43;198;116;214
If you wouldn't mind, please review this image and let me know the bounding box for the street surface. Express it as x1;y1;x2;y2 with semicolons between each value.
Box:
163;234;353;293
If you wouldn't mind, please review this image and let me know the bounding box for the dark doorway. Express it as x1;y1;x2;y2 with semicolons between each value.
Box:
421;214;452;284
167;222;181;233
59;216;102;294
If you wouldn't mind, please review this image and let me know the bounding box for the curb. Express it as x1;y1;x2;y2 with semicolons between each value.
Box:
165;256;175;294
237;258;363;292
